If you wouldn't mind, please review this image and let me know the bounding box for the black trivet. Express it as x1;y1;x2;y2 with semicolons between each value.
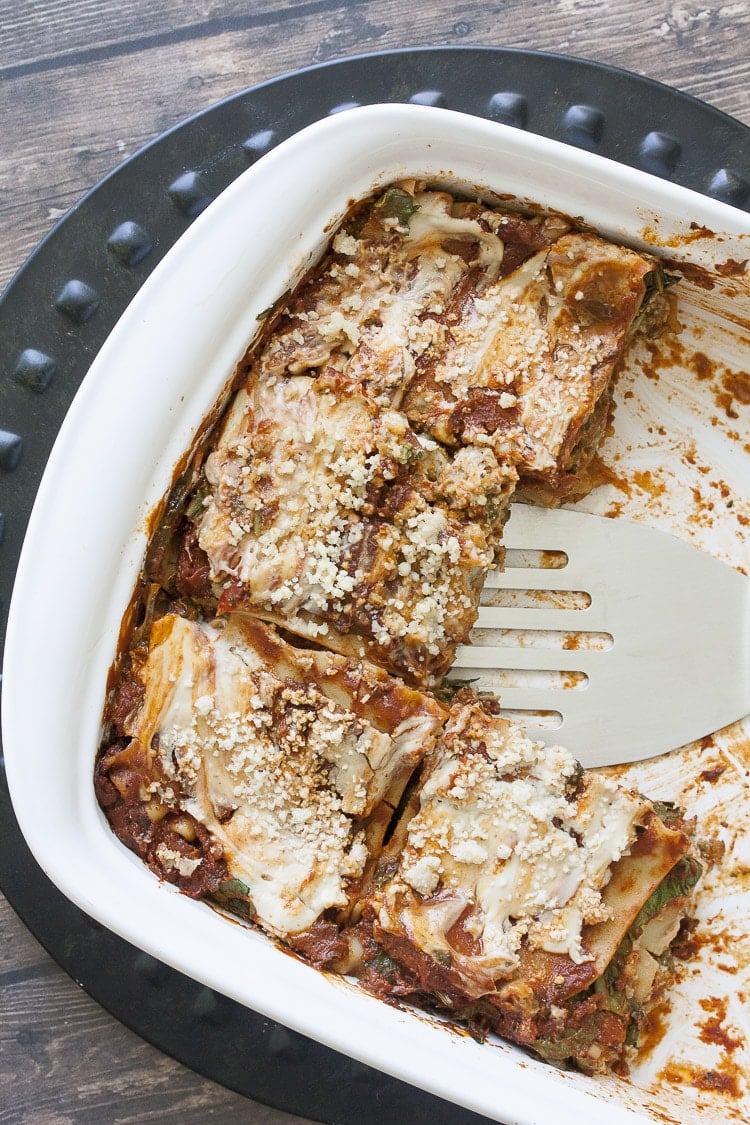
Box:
2;47;749;1125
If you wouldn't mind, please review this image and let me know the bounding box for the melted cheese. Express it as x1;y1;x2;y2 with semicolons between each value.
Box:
404;190;506;266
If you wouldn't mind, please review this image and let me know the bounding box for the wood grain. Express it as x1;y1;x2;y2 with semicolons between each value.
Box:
1;0;345;72
1;1;749;1122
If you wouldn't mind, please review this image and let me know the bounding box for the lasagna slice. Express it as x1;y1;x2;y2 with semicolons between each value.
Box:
191;374;517;685
256;185;569;410
95;613;445;955
401;232;663;504
354;697;701;1071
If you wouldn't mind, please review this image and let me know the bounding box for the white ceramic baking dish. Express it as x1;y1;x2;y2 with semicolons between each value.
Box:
4;104;750;1124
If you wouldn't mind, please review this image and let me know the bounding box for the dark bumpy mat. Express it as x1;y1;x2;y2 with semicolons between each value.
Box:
1;46;748;1125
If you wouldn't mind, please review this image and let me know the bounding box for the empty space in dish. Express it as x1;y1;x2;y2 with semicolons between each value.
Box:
3;105;749;1125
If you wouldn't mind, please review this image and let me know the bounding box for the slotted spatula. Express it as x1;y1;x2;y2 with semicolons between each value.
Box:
452;504;750;767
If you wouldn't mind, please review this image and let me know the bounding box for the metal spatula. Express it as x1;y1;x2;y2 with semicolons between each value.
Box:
452;504;750;768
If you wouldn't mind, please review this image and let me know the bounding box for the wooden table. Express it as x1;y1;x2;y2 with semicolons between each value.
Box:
2;3;749;1122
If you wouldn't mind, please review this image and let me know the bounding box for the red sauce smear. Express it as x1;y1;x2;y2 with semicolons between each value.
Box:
658;1060;742;1099
698;997;743;1053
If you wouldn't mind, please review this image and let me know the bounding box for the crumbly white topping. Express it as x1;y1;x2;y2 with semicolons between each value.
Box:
332;231;359;256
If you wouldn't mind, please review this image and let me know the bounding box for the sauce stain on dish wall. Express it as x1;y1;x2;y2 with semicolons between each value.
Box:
578;274;750;574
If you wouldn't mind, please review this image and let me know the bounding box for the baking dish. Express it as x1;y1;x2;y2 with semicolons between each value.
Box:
3;103;749;1124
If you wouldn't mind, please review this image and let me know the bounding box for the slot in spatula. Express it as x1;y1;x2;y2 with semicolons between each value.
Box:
452;504;750;767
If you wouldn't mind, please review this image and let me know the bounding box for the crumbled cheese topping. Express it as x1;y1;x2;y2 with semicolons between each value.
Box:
401;854;442;897
332;231;359;256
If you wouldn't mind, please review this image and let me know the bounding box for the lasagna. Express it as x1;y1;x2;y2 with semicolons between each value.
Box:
95;613;446;950
195;375;516;684
352;697;701;1071
97;181;698;1073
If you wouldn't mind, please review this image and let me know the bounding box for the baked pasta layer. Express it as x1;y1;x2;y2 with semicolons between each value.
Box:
400;230;658;503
